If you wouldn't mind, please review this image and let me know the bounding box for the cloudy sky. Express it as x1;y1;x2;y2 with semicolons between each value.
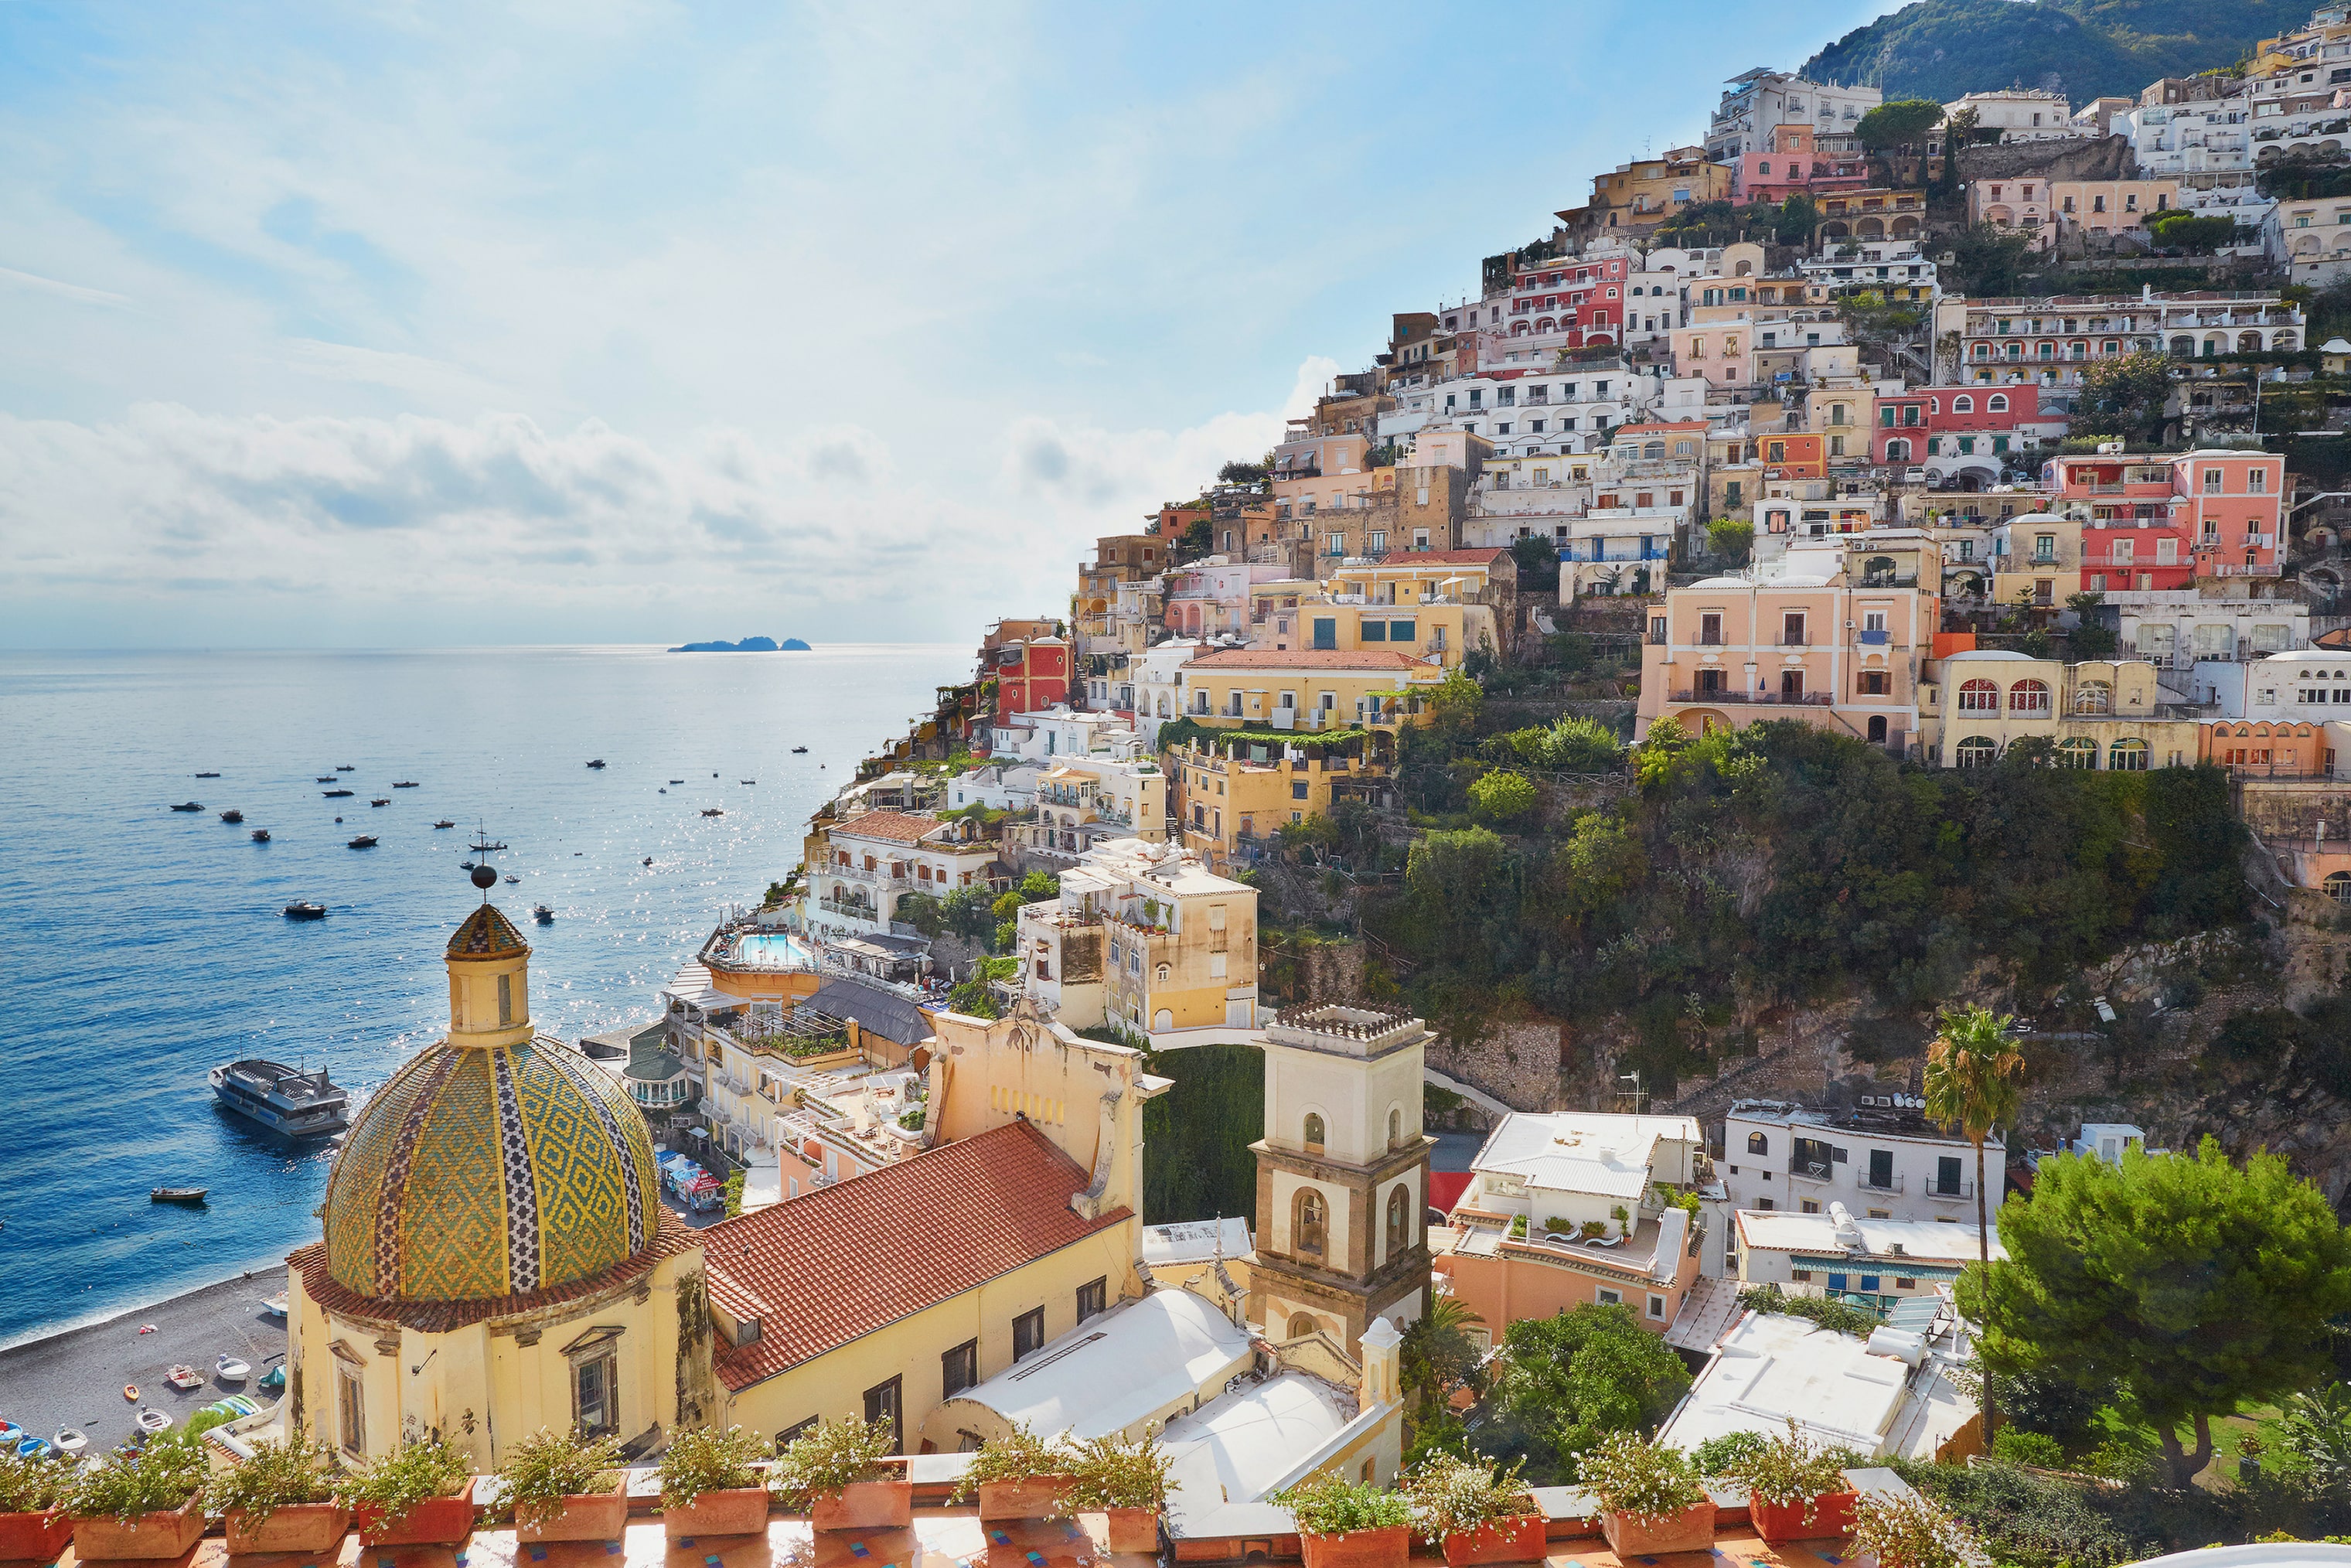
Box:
0;0;1890;649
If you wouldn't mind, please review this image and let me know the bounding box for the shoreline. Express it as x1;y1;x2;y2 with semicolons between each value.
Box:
0;1241;295;1358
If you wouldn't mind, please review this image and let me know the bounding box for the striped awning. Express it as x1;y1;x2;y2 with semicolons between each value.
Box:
1793;1256;1967;1280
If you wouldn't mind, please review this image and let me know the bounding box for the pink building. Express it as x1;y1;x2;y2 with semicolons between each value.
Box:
1873;386;2052;475
1733;123;1871;202
2043;448;2285;591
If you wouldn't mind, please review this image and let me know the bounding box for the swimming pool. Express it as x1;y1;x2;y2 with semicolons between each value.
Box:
730;932;810;968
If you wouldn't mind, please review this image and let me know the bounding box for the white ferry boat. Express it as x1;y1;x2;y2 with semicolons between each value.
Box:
209;1059;349;1138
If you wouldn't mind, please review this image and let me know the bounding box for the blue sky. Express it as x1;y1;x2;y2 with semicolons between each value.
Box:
0;0;1894;648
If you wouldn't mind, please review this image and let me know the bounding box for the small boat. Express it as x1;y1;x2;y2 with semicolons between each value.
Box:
151;1187;208;1205
586;758;606;769
135;1409;172;1435
163;1365;203;1391
322;788;354;798
257;1365;285;1394
469;839;506;852
532;905;554;923
701;808;724;817
251;829;271;843
503;874;519;885
54;1429;87;1457
791;746;807;754
213;1060;346;1137
170;801;203;812
458;861;475;871
346;835;377;849
261;1296;288;1317
668;779;684;784
216;1355;250;1382
658;788;666;793
0;1423;19;1448
282;901;326;920
335;765;354;772
740;779;755;785
641;857;653;866
17;1437;49;1461
433;820;456;829
121;1386;137;1402
315;775;336;783
219;809;244;823
393;781;420;789
195;772;220;779
370;798;389;807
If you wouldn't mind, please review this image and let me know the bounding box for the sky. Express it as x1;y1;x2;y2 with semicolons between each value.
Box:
0;0;1897;649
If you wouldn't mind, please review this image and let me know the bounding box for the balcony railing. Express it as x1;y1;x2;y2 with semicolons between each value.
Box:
1670;689;1834;707
817;896;881;920
1860;1172;1906;1194
1790;1161;1836;1185
1925;1180;1975;1200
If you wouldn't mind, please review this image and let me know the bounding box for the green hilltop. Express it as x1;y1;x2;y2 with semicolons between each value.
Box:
1802;0;2299;105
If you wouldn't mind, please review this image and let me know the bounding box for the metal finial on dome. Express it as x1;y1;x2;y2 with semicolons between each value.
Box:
471;863;499;891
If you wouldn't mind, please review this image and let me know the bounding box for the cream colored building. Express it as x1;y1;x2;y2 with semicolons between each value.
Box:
1990;510;2087;606
1178;647;1450;731
1920;650;2200;769
286;898;714;1467
805;808;1003;942
1014;836;1259;1045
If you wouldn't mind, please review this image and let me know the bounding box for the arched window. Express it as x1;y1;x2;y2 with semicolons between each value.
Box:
1988;394;2009;411
2056;737;2099;769
2108;738;2151;771
1293;1188;1327;1257
1388;1107;1402;1149
2073;680;2112;714
1887;438;1911;461
1958;678;2001;712
2009;680;2053;714
1746;1130;1768;1154
1957;736;2000;767
1303;1113;1326;1150
1156;963;1170;983
2327;871;2351;903
1386;1185;1410;1259
1644;441;1666;459
1952;394;1975;413
1287;1313;1320;1339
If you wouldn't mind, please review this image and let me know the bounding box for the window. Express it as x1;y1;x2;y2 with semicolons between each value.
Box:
1958;677;2000;712
864;1375;903;1454
1303;1113;1325;1150
573;1344;618;1438
1596;1288;1622;1307
1747;1130;1769;1154
1388;1106;1402;1148
1386;1185;1411;1259
337;1365;365;1457
1988;394;2009;411
1294;1189;1327;1257
777;1418;818;1448
2009;679;2052;714
1077;1277;1107;1323
1953;394;1974;413
942;1338;980;1399
1957;735;1999;767
1936;1156;1963;1195
2109;738;2151;771
1013;1307;1047;1361
1647;1294;1667;1321
498;972;513;1026
2204;468;2224;494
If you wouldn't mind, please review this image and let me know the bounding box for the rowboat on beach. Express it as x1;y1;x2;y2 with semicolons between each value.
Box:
54;1429;86;1457
163;1365;203;1391
261;1295;288;1317
216;1355;250;1382
135;1408;172;1434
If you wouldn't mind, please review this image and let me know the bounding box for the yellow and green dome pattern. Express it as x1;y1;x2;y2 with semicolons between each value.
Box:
324;1037;660;1302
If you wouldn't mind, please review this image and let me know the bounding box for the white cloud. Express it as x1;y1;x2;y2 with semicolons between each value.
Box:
1283;356;1343;421
0;265;133;310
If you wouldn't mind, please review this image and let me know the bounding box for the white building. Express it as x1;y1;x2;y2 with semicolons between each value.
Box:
946;758;1042;813
2101;586;2308;689
1399;365;1647;459
1734;1204;2005;1315
1130;637;1206;740
1717;1101;1999;1243
1707;69;1883;161
1946;89;2084;141
1457;1112;1705;1240
2223;648;2351;737
1658;1307;1981;1461
1801;239;1940;298
2121;100;2254;176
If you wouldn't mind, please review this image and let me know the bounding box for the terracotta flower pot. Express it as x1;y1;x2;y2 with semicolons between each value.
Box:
1751;1491;1858;1544
1441;1513;1546;1566
224;1502;353;1556
1101;1507;1160;1554
73;1501;206;1561
976;1477;1074;1522
1600;1500;1716;1557
663;1486;770;1540
517;1477;631;1543
353;1486;478;1548
1299;1525;1411;1568
811;1479;912;1532
0;1508;77;1565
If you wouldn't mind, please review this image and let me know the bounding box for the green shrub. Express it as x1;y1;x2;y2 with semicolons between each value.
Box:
335;1436;472;1529
1575;1433;1705;1522
0;1450;75;1514
1992;1429;2065;1467
1853;1488;1981;1568
658;1426;768;1509
1889;1458;2129;1568
768;1417;894;1511
1060;1431;1172;1512
499;1429;624;1528
952;1426;1073;1500
70;1437;208;1525
1691;1430;1771;1478
207;1438;335;1526
1271;1471;1412;1536
1469;769;1539;828
1399;1452;1535;1539
1735;1283;1880;1338
1716;1420;1862;1517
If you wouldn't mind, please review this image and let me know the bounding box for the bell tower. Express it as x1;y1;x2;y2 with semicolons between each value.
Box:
1249;1003;1433;1352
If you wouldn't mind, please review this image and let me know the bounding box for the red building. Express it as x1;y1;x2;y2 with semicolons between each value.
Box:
2043;448;2285;591
1501;254;1627;346
976;622;1072;722
1873;385;2053;475
1733;124;1871;203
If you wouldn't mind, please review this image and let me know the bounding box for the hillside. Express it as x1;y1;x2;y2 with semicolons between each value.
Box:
1802;0;2295;104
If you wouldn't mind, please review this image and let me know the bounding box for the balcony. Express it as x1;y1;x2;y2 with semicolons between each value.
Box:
817;896;881;921
1924;1180;1975;1202
1789;1160;1836;1185
1859;1172;1906;1195
1670;689;1835;707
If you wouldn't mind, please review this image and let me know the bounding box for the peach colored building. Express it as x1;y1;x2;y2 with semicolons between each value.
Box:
2042;179;2181;249
1637;537;1939;754
1672;319;1756;387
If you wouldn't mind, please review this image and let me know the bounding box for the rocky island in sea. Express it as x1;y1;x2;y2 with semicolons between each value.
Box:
666;635;811;652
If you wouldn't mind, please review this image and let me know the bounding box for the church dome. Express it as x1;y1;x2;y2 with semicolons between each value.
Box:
320;904;662;1303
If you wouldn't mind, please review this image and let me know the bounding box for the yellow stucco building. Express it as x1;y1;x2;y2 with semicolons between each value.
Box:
286;895;713;1466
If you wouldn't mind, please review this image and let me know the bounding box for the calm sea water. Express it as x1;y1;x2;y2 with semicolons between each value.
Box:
0;645;958;1347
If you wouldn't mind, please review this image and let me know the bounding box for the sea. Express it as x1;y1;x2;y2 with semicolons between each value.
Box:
0;644;960;1348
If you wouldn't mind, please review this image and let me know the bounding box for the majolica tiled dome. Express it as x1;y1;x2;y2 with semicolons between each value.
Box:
322;905;661;1303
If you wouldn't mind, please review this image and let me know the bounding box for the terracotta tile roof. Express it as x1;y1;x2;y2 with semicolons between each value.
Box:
1184;649;1422;670
287;1209;699;1333
701;1122;1130;1391
833;810;939;845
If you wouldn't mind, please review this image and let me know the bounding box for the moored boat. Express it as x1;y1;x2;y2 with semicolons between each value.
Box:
282;901;325;919
135;1408;172;1434
533;905;554;923
219;809;244;823
335;765;354;772
211;1059;348;1137
195;771;220;779
503;874;519;884
346;835;377;848
150;1188;207;1205
323;788;354;798
169;801;203;812
251;829;271;843
393;780;420;788
370;798;389;806
316;775;336;782
54;1429;86;1457
216;1355;250;1382
433;820;456;828
701;807;724;816
586;758;606;769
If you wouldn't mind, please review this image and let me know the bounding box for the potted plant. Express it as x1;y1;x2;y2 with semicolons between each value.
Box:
337;1436;477;1548
769;1418;908;1532
1402;1454;1542;1566
499;1429;629;1543
1851;1489;1980;1568
1060;1431;1171;1553
68;1438;209;1560
209;1439;349;1555
1576;1433;1713;1557
953;1426;1075;1522
1271;1471;1413;1568
0;1447;77;1564
1713;1422;1859;1543
659;1426;770;1540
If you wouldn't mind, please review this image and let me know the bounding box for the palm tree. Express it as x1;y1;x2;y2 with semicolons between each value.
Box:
1923;1003;2024;1440
1400;1295;1490;1408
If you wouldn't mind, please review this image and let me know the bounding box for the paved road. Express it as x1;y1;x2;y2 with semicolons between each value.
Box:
0;1271;288;1454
